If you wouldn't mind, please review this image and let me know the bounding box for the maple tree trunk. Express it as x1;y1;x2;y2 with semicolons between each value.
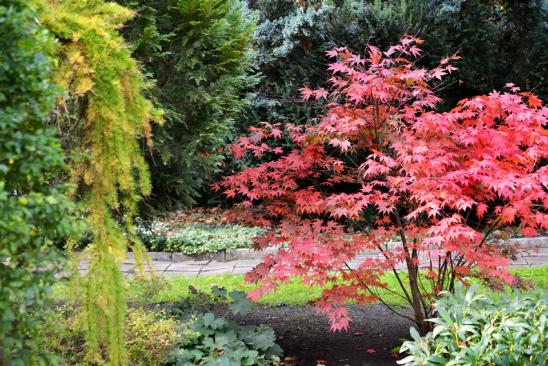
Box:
406;261;430;334
394;212;430;334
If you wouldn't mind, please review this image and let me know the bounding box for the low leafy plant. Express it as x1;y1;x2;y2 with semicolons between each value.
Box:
138;222;266;255
169;287;283;365
125;309;181;366
399;284;547;366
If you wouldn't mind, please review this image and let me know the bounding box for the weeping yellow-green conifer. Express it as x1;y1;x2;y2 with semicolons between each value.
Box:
35;1;161;364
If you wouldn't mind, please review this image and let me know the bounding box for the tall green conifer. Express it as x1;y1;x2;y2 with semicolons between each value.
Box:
118;0;258;210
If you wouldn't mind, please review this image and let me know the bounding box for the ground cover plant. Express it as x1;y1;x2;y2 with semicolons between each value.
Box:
134;207;267;254
169;288;283;365
217;36;548;333
137;221;266;254
46;283;283;366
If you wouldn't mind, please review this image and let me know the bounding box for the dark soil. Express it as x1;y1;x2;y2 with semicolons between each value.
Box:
230;304;414;366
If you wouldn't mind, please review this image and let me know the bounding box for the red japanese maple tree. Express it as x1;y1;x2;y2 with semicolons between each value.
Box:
215;36;548;333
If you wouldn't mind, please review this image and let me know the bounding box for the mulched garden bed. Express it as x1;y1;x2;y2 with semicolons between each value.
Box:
230;304;414;366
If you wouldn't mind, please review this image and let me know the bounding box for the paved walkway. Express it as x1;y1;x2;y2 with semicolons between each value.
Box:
79;237;548;277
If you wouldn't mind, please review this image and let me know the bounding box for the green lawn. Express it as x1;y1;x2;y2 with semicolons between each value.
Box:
121;265;548;307
53;265;547;307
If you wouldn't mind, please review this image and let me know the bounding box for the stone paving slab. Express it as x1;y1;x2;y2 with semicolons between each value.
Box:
76;237;548;277
111;255;547;278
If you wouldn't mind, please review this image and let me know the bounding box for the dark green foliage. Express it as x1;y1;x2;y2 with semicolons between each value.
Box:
245;0;428;127
0;0;76;363
399;285;547;365
118;0;258;210
424;0;548;106
245;0;547;128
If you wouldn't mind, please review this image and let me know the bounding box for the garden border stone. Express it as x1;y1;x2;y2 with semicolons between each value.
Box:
129;236;548;263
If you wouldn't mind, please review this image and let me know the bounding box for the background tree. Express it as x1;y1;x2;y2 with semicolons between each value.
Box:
245;0;426;127
36;0;160;364
426;0;547;106
217;37;548;334
0;0;76;363
244;0;547;128
117;0;258;210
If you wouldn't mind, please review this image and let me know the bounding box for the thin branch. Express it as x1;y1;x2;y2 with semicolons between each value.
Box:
344;262;416;323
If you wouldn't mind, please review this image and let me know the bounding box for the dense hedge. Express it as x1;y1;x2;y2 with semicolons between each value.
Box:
0;0;76;363
246;0;547;130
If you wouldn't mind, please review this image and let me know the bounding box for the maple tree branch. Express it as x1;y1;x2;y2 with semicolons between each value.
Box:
350;220;414;306
370;249;414;306
455;217;501;269
416;272;433;316
448;255;456;292
344;262;416;323
439;252;451;292
393;211;410;255
393;211;428;328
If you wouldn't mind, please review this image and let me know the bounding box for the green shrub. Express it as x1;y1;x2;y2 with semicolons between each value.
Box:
138;223;266;254
125;309;181;366
42;306;180;366
399;284;547;366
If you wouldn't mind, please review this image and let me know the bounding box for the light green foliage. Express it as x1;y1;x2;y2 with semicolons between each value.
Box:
41;306;179;366
0;0;76;363
138;222;266;254
124;309;181;366
51;266;548;308
36;0;160;364
117;0;259;210
399;284;547;366
170;289;283;365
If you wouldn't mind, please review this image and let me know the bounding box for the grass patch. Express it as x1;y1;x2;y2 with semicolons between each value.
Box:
53;266;547;307
128;275;323;306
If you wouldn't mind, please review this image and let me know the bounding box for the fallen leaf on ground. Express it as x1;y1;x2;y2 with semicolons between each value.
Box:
357;347;376;354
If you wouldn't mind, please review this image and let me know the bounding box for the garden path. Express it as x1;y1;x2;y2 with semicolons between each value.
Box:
78;237;548;277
